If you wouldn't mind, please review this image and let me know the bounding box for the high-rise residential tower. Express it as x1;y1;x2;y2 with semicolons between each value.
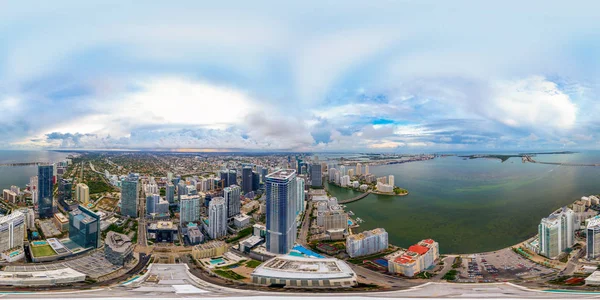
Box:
37;165;54;218
224;185;241;218
538;207;574;259
208;197;227;239
121;175;139;218
75;183;90;206
265;169;297;254
242;166;253;195
180;195;201;225
0;211;25;253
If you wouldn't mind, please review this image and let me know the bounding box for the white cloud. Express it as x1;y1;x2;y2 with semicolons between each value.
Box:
485;76;577;130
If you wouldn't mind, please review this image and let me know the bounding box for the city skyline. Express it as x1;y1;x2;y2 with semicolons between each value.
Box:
1;1;599;152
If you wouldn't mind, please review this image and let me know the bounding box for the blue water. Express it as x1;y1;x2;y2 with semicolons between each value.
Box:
210;258;225;265
328;151;600;254
0;150;70;190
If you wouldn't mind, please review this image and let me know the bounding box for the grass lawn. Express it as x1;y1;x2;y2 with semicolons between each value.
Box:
245;260;262;268
214;269;246;280
31;245;57;257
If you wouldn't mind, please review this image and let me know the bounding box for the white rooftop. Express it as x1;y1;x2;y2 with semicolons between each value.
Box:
589;215;600;229
251;255;356;280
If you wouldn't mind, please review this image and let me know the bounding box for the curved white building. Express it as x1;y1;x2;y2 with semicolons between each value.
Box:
251;255;357;288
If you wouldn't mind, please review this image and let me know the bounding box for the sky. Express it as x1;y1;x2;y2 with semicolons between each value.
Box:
0;1;599;152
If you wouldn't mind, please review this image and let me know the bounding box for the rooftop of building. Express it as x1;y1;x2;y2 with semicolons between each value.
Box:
252;255;355;280
193;240;226;250
54;212;68;223
149;221;178;230
266;169;296;181
0;267;85;282
105;231;132;253
347;228;386;241
0;211;23;224
589;215;600;229
408;244;430;255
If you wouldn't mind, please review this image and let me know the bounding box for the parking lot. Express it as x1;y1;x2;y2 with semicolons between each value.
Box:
5;251;122;279
456;247;556;282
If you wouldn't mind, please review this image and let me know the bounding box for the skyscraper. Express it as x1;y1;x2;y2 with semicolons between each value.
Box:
587;216;600;259
388;175;395;187
29;176;38;204
121;175;139;218
365;164;370;175
265;169;297;254
58;179;75;211
310;163;322;187
224;185;241;218
180;195;201;225
165;183;175;205
69;205;100;249
296;177;305;215
356;163;362;176
37;165;54;219
538;207;574;259
242;166;253;194
208;197;227;239
146;194;160;215
252;171;260;191
75;183;90;206
0;211;25;253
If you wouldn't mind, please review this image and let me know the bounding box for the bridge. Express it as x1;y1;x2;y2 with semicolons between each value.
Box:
338;191;371;204
0;162;49;167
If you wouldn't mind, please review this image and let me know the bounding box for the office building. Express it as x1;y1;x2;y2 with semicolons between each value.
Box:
180;195;201;224
69;206;101;249
220;169;237;188
207;197;227;239
346;228;388;258
37;165;54;219
587;216;600;260
310;163;322;187
265;169;297;254
75;183;89;206
58;179;77;211
242;166;253;194
120;175;139;218
147;221;178;243
538;207;575;259
104;231;133;266
224;185;241;218
0;211;25;253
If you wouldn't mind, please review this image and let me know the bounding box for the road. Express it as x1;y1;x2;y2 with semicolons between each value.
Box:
3;273;600;299
138;185;148;247
433;256;456;280
297;201;313;246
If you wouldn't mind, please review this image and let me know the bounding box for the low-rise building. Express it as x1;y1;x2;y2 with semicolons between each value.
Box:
233;214;251;228
104;231;133;266
0;268;86;286
388;239;439;277
188;226;203;245
191;240;228;259
53;212;69;232
586;271;600;285
251;255;357;288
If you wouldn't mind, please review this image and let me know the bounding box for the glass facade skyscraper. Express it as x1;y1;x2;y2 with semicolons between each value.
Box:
37;165;54;218
310;163;322;187
166;183;175;204
242;166;253;195
69;205;100;249
121;175;139;217
265;169;297;254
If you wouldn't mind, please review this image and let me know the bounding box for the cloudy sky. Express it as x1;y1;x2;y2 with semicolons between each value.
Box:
1;1;599;152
